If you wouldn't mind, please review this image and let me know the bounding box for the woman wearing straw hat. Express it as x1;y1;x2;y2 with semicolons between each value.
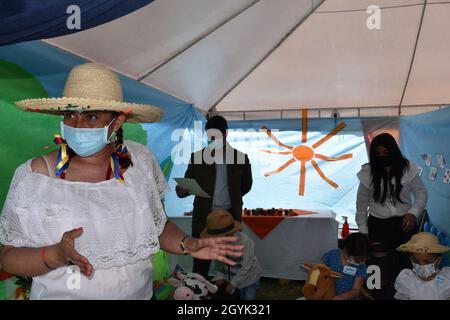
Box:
394;232;449;300
0;63;242;299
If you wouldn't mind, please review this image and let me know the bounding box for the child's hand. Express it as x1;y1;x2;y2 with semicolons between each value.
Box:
331;295;345;300
215;279;225;286
225;283;235;295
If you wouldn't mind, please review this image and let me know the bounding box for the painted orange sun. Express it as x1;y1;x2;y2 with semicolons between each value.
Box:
260;109;353;196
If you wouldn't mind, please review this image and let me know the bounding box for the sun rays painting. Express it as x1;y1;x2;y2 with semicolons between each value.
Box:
260;109;353;196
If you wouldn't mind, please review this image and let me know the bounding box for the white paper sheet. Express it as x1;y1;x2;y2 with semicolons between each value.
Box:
174;178;212;198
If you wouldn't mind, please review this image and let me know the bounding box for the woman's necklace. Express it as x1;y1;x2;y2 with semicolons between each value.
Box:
60;164;113;181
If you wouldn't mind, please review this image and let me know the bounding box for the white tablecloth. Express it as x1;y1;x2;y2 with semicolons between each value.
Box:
167;209;339;280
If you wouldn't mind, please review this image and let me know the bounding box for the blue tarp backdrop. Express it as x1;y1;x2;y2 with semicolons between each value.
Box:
228;118;367;226
400;107;450;236
164;117;369;226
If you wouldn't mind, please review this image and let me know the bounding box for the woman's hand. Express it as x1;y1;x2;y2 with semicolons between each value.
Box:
401;213;416;232
185;236;243;266
50;227;93;277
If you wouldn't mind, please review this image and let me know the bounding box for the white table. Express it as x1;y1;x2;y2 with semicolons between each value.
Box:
167;209;339;280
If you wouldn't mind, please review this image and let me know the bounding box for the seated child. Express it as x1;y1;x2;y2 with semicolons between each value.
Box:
321;233;370;300
201;209;262;300
394;232;450;300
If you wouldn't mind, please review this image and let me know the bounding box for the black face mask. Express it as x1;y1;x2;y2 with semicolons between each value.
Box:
376;156;393;167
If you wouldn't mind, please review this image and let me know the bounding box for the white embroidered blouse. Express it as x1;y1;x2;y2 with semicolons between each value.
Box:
0;140;169;299
394;267;450;300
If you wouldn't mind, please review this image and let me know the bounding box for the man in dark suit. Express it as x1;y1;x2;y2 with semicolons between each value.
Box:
176;116;253;278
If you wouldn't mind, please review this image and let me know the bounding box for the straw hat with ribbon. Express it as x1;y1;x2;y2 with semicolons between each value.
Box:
397;232;450;254
15;63;163;123
201;209;241;238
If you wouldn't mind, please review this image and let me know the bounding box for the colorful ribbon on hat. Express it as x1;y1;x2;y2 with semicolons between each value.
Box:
54;134;69;176
110;143;128;182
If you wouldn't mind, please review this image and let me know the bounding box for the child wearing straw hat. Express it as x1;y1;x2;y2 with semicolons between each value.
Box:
201;209;262;300
0;63;243;299
394;232;450;300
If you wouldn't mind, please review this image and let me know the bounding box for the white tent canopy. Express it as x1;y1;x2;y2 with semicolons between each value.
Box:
46;0;449;118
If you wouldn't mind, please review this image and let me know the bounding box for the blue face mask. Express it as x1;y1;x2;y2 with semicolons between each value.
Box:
61;118;116;157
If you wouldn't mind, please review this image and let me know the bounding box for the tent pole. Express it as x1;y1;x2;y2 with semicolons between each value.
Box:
216;104;446;113
215;104;447;120
398;0;428;115
207;0;328;113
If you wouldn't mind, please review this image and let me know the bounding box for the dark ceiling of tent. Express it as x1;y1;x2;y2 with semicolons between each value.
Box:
0;0;153;46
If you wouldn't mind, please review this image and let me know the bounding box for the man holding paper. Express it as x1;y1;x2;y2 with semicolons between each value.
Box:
176;116;253;278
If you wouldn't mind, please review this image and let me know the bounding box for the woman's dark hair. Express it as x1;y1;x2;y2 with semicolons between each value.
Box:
65;112;132;175
205;115;228;136
344;233;370;258
114;126;133;169
369;133;409;205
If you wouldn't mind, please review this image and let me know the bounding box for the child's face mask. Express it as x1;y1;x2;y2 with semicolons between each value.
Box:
347;256;365;266
412;261;438;278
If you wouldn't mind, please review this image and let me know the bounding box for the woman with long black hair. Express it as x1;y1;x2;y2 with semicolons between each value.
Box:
356;133;428;299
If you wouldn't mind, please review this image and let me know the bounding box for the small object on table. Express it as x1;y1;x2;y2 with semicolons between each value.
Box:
341;216;350;239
